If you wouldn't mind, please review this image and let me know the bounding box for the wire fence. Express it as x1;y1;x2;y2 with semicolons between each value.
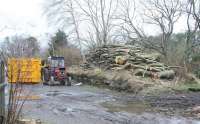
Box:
0;61;5;117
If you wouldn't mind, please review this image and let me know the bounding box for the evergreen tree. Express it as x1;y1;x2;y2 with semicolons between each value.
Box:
48;30;68;56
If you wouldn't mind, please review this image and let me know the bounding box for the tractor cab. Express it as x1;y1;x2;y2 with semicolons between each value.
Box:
42;56;70;86
47;56;65;68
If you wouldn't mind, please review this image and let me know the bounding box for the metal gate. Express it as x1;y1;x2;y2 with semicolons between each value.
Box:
0;61;5;116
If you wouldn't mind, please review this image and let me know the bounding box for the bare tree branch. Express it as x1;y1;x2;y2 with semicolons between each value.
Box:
142;0;183;57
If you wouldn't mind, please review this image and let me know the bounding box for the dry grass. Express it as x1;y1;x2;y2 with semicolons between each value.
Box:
55;47;82;66
68;66;177;94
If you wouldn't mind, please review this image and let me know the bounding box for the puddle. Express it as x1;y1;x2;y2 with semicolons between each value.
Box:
101;101;152;114
48;90;60;92
22;85;200;124
46;91;72;97
46;92;62;96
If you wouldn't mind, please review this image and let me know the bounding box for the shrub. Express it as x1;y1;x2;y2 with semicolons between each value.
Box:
55;46;82;66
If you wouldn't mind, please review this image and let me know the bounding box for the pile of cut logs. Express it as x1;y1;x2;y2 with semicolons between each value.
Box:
85;44;175;79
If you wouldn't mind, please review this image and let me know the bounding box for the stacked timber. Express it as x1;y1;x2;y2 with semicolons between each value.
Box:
85;44;175;79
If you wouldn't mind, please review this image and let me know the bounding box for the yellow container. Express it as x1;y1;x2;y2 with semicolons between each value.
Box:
8;58;41;84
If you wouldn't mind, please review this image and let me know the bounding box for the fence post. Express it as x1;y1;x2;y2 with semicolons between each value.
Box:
0;61;5;117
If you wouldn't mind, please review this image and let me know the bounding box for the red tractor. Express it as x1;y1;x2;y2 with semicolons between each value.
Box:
42;56;71;86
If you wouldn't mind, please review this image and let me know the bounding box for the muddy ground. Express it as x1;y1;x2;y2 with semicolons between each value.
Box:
19;84;200;124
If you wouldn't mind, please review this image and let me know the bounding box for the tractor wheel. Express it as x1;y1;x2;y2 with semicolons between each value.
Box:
49;76;55;86
43;68;50;85
67;81;71;86
0;116;4;124
60;80;66;86
66;77;71;86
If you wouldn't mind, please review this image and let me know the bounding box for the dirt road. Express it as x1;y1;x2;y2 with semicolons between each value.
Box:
21;84;200;124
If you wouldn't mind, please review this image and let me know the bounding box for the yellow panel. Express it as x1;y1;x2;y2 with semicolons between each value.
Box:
8;58;41;84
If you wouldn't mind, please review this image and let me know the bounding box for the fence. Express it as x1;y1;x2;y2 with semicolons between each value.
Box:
0;61;5;116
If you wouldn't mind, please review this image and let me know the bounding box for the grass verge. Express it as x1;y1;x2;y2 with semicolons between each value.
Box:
172;82;200;92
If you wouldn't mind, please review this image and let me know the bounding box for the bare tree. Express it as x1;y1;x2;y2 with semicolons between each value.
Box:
119;0;146;42
184;0;200;71
142;0;182;57
185;0;200;49
189;0;200;29
67;0;83;54
44;0;119;50
1;36;40;59
44;0;83;54
75;0;119;48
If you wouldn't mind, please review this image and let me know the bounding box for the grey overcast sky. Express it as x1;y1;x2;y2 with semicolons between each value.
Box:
0;0;52;47
0;0;187;47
